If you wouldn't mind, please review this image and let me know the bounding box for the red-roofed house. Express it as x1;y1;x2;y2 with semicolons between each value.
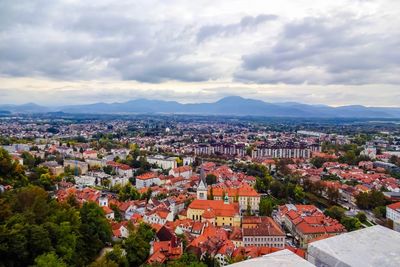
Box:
387;202;400;227
136;172;161;189
278;204;346;248
169;165;193;179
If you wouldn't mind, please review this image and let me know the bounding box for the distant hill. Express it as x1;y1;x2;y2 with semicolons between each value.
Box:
1;96;400;118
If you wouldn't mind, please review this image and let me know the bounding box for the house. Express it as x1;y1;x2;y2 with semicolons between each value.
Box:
136;172;161;189
83;150;98;159
111;222;130;240
387;201;400;231
147;155;177;170
242;217;286;249
278;204;346;248
144;209;174;225
102;206;115;220
169;166;192;179
187;199;241;227
40;161;64;176
64;160;89;175
106;161;133;177
210;183;260;212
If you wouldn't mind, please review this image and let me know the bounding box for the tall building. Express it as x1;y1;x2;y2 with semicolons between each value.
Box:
196;166;208;200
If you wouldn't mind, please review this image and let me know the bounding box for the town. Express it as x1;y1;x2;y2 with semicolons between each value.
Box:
1;113;400;266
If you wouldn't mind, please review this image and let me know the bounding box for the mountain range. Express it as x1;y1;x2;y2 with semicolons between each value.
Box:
1;96;400;118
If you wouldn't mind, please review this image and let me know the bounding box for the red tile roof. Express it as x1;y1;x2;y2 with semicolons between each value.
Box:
189;200;239;217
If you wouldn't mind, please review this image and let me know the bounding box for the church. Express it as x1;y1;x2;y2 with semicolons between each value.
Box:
186;167;241;227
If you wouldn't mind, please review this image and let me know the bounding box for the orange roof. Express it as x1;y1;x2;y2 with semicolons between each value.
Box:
106;161;132;170
147;251;167;264
137;172;158;180
210;183;259;197
102;206;113;214
387;201;400;211
189;199;239;217
172;166;192;173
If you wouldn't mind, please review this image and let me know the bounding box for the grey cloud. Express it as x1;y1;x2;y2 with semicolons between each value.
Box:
235;14;400;85
0;1;222;83
197;14;277;43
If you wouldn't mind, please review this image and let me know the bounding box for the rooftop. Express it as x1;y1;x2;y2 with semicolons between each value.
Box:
228;249;315;267
307;225;400;267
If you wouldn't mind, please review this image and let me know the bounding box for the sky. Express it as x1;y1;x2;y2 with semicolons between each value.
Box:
0;0;400;106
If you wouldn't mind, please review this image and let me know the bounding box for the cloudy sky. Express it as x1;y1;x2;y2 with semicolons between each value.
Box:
1;0;400;106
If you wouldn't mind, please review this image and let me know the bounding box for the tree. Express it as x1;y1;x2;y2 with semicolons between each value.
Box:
124;223;155;267
259;197;274;216
356;212;367;223
77;202;112;264
110;204;123;222
269;180;286;199
206;174;217;185
373;206;386;219
105;245;129;267
168;252;207;267
294;185;305;202
340;217;361;231
208;187;214;200
326;187;340;204
21;151;36;169
34;252;67;267
310;157;327;168
246;199;252;216
0;148;28;187
324;206;345;221
89;256;118;267
356;190;386;210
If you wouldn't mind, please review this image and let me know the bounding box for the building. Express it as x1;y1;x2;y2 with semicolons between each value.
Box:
196;167;208;200
242;217;286;248
187;167;241;227
106;161;133;177
83;150;98;159
251;142;320;159
373;161;400;174
210;184;260;212
228;249;315;267
136;172;161;189
40;161;64;176
193;143;246;157
169;165;192;179
387;201;400;230
64;160;89;175
307;225;400;267
187;199;241;227
278;204;346;248
147;155;177;170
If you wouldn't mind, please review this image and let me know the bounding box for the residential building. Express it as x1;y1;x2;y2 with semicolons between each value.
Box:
40;161;64;176
210;184;260;212
278;204;346;248
136;172;161;189
187;198;241;227
147;155;177;170
169;165;192;179
387;201;400;229
106;161;133;177
64;160;89;175
242;217;286;248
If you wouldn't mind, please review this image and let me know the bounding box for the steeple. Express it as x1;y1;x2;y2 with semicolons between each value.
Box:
200;165;206;184
197;165;208;200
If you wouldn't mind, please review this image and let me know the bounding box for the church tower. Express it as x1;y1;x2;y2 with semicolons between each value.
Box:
196;166;208;200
